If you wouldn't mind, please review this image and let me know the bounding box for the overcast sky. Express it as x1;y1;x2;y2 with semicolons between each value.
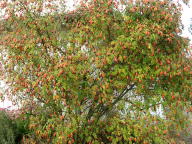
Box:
0;0;192;110
181;0;192;40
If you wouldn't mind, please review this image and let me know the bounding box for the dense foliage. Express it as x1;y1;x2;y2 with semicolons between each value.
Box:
0;110;29;144
0;110;16;144
0;0;191;143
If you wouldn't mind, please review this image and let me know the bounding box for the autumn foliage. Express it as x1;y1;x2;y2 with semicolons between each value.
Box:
0;0;192;143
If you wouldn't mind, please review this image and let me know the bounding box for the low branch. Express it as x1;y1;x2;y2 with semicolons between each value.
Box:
97;84;135;120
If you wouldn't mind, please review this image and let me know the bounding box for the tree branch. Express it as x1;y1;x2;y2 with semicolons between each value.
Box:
96;84;135;120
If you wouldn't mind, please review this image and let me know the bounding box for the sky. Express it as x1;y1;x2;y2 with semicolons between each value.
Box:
0;0;192;110
181;0;192;40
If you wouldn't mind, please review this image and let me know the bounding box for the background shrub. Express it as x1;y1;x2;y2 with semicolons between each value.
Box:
0;110;30;144
0;110;16;144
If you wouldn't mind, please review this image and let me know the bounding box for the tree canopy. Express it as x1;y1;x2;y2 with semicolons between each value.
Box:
0;0;192;143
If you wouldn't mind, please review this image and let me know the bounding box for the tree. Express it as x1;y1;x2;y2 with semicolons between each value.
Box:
0;0;191;143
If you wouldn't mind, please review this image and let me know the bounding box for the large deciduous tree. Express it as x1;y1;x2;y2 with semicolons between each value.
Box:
0;0;191;143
